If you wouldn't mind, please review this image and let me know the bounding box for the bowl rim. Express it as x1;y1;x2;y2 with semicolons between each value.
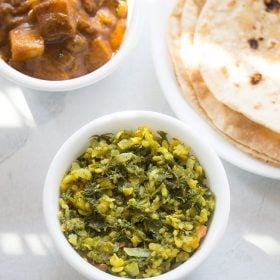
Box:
0;0;142;92
43;110;230;280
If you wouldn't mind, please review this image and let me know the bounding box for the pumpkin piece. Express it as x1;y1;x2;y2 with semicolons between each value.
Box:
10;25;44;61
110;19;126;51
88;37;112;69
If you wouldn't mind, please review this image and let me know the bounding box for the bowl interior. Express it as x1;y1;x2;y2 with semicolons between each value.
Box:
43;111;230;280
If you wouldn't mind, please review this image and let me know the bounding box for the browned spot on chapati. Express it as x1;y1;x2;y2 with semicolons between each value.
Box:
264;0;280;12
248;38;259;49
199;23;209;36
250;73;263;85
227;0;236;8
254;103;262;110
220;66;229;77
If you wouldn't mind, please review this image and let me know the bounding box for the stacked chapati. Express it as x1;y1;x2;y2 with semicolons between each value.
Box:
168;0;280;165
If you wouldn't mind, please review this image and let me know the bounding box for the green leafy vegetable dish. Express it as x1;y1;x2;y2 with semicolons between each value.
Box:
58;127;215;278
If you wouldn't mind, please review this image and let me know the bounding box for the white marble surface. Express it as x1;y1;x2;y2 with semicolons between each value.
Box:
0;5;280;280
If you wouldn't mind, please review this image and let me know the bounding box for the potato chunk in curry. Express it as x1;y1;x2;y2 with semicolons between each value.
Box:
0;0;128;80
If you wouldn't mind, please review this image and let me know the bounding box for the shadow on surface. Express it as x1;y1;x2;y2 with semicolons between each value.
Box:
0;77;68;161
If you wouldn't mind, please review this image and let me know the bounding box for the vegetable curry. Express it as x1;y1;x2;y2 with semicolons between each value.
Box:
0;0;127;80
59;127;215;278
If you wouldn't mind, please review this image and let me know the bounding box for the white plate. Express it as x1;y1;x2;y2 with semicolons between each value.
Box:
150;0;280;180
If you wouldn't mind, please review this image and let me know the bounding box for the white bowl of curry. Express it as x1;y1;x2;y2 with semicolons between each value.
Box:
0;0;140;91
43;111;230;279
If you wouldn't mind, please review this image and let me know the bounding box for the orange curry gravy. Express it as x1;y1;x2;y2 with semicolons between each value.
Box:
0;0;127;80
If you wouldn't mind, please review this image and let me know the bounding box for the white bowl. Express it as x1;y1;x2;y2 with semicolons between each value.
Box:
0;0;142;92
43;111;230;280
